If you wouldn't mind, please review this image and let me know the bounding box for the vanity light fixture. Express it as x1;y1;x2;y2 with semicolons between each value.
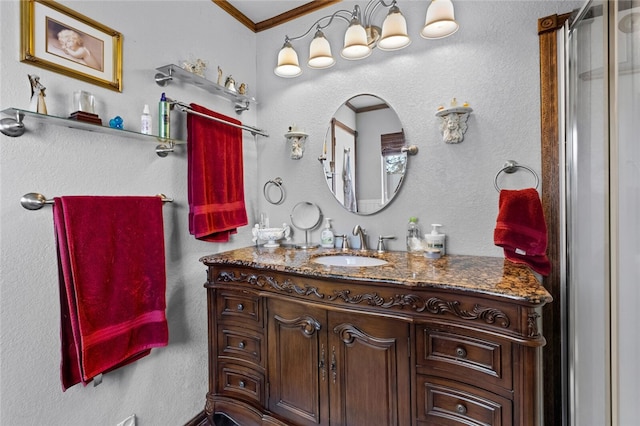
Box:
276;0;458;78
421;0;459;39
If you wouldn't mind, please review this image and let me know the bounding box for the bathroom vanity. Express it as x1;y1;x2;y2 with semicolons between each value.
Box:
200;246;552;426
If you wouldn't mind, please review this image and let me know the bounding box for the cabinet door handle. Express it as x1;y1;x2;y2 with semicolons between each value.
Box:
319;344;326;381
238;341;246;349
455;346;467;358
455;403;467;415
330;346;337;384
236;303;244;311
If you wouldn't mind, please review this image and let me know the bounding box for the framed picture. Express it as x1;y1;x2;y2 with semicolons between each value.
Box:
21;0;123;92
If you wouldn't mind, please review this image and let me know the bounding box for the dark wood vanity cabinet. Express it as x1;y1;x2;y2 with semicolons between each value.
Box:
267;299;410;426
202;251;550;426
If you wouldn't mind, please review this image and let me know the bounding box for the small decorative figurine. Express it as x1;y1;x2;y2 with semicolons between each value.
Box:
217;66;223;85
182;58;207;77
238;83;247;95
192;58;207;77
108;116;124;129
28;74;47;114
436;98;473;144
224;75;236;92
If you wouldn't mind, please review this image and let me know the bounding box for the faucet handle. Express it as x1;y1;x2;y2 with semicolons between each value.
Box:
336;234;350;250
377;235;396;253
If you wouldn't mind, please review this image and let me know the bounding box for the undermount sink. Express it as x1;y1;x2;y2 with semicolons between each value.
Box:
312;255;388;267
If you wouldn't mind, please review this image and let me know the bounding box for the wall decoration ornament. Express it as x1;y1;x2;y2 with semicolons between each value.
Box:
20;0;123;92
28;74;47;114
285;125;309;159
436;98;472;143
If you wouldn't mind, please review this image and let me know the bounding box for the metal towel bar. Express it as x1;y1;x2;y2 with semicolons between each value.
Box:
20;192;173;210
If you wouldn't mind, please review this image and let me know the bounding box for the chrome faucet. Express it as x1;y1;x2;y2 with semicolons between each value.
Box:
353;225;368;251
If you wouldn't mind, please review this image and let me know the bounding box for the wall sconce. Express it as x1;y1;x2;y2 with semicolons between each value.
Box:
436;98;472;144
285;126;308;159
274;0;458;78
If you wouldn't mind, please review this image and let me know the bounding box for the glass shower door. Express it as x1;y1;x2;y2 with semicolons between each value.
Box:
566;1;640;424
614;2;640;424
566;2;608;424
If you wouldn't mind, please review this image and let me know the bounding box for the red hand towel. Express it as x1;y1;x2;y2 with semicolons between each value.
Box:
53;196;168;391
494;188;551;276
187;104;248;242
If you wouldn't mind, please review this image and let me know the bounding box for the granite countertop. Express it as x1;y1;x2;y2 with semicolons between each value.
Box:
200;246;553;305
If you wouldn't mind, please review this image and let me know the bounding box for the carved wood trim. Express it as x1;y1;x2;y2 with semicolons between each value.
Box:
216;270;512;328
274;314;322;337
538;11;573;426
328;290;510;328
334;323;396;347
216;271;325;299
211;0;341;33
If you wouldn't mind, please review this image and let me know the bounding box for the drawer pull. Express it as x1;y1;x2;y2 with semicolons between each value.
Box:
239;380;246;388
455;346;467;358
455;403;467;415
237;303;244;311
238;341;246;349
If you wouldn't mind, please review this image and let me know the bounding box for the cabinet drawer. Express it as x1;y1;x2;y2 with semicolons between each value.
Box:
218;324;265;367
217;291;263;327
217;362;265;405
417;376;512;425
416;326;512;392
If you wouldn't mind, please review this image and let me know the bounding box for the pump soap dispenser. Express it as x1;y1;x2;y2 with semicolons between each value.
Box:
320;218;335;248
425;224;446;255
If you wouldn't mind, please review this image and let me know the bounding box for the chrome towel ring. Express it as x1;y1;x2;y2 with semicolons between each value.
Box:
494;160;540;192
263;177;285;205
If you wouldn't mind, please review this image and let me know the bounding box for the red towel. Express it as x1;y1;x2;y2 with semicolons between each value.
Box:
53;196;168;391
187;104;248;242
494;188;551;276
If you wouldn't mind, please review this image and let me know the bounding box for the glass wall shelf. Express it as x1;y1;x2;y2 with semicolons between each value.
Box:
0;108;182;156
154;64;256;113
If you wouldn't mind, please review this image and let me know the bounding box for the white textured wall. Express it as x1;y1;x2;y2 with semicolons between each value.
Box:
256;0;582;254
0;1;257;425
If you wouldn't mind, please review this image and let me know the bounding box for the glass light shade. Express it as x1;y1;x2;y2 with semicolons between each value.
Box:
378;6;411;51
308;29;336;69
421;0;459;39
341;19;372;60
274;41;302;78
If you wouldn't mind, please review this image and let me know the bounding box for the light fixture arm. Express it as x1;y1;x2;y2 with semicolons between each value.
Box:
362;0;396;27
285;9;354;43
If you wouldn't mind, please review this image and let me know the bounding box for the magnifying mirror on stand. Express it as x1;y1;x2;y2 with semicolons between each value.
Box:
290;201;322;249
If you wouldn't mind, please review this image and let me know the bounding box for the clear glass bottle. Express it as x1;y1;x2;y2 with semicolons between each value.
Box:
406;217;423;254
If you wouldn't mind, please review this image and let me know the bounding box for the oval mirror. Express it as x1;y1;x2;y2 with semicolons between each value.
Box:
321;94;407;215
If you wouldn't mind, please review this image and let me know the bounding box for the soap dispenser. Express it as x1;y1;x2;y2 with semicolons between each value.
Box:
425;224;446;255
320;218;335;248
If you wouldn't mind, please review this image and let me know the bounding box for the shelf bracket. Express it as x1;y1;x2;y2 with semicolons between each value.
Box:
0;110;26;137
155;140;175;157
154;67;173;87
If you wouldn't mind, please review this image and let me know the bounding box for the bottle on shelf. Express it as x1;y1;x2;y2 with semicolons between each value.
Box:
158;93;170;140
140;104;152;135
406;217;424;254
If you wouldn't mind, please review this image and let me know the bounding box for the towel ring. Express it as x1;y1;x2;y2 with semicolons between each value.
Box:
494;160;539;192
263;177;285;205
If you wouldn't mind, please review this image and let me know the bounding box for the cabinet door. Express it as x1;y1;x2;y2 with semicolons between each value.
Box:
328;312;410;426
267;299;329;426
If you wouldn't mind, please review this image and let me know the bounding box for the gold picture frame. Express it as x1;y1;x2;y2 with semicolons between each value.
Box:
21;0;123;92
